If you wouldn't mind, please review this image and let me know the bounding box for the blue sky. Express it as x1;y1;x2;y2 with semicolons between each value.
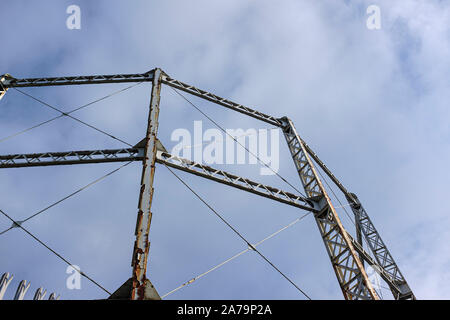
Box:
0;0;449;300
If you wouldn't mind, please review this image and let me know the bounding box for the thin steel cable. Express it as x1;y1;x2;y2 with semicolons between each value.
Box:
170;87;309;199
0;208;111;295
12;88;134;147
164;163;312;300
0;115;64;143
162;212;311;298
1;82;143;144
181;127;279;150
0;161;133;236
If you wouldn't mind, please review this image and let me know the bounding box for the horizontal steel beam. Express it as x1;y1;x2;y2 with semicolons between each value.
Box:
156;151;317;213
161;73;283;127
0;70;155;88
0;148;144;168
0;69;282;127
0;147;316;212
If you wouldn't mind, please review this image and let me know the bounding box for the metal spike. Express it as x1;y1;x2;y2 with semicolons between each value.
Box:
48;293;60;300
0;273;14;300
14;280;31;300
33;287;47;300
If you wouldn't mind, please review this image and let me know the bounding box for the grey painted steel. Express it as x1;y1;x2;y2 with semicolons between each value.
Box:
301;139;415;299
0;70;154;88
346;231;404;297
300;139;350;196
161;73;283;127
280;117;379;300
0;67;416;300
346;193;415;299
131;69;162;300
0;148;143;168
0;146;315;213
156;151;317;213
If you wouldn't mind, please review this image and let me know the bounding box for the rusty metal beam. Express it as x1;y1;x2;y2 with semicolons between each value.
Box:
131;68;163;300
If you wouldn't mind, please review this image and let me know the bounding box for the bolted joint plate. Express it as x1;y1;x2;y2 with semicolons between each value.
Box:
139;279;161;300
0;74;10;100
108;278;161;300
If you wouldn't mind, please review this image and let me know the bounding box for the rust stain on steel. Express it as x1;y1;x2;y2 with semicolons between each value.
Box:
131;68;162;300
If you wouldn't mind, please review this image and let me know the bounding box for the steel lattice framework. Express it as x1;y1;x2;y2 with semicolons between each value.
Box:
0;68;415;300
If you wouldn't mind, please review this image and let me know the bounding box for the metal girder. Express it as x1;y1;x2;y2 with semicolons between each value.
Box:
0;146;316;213
280;116;379;300
156;151;317;213
301;140;415;300
0;70;154;88
346;193;415;300
346;231;403;298
161;73;283;127
0;148;143;168
0;68;282;126
131;69;163;300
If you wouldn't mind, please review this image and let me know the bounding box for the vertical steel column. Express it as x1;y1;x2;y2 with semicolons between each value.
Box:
280;117;379;300
131;68;162;300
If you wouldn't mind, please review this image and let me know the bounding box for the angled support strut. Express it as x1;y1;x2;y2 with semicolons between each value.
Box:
302;141;415;300
280;116;379;300
161;73;283;127
156;151;316;213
